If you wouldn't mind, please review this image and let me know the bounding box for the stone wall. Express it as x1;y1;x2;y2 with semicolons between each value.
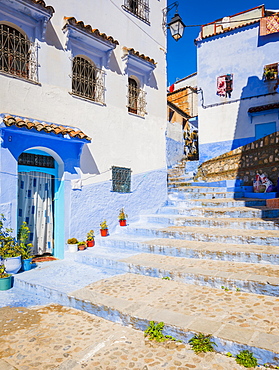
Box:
195;132;279;185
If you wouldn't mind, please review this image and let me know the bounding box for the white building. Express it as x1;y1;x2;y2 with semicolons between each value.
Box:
196;5;279;163
0;0;167;258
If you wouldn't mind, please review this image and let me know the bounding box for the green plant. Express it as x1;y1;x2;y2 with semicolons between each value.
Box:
0;214;20;258
100;220;108;230
226;352;233;357
17;222;34;259
144;321;179;342
162;276;171;280
0;264;11;278
86;230;95;241
221;286;230;291
78;241;86;246
235;350;257;368
236;288;241;292
188;333;216;353
118;208;128;221
67;238;78;244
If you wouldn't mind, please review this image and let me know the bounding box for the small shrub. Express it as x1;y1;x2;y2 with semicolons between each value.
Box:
144;321;179;342
235;350;258;368
67;238;78;244
188;333;216;353
162;276;171;280
226;352;233;357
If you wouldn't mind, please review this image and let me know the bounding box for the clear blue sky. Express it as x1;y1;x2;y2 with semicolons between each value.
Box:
166;1;279;85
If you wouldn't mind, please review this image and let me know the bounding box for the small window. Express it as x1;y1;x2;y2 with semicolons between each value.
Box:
0;24;37;81
72;56;105;103
112;166;131;193
123;0;150;23
263;63;278;81
216;74;233;98
127;77;146;116
18;153;55;168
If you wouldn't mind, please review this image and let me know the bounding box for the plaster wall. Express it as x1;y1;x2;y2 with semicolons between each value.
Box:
197;23;279;162
0;0;168;255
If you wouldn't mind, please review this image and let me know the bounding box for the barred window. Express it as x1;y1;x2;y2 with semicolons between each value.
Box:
128;77;146;116
0;24;37;82
263;63;278;81
112;166;131;193
72;56;105;104
18;153;55;168
123;0;150;23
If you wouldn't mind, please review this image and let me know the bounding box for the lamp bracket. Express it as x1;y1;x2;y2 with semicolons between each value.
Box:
162;1;179;34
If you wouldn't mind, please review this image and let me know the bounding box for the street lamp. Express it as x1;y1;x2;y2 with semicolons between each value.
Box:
168;12;185;41
163;1;185;41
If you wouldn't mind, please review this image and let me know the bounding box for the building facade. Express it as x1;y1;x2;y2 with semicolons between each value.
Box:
0;0;167;258
196;5;279;163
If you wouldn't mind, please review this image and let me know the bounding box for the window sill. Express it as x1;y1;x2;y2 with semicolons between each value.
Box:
0;71;40;86
128;111;146;118
69;92;106;106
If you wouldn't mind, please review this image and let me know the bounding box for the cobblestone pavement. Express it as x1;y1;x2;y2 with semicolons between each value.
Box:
0;304;275;370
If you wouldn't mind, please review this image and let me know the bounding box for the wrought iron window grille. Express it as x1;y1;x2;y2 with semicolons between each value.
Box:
18;153;55;168
127;82;147;117
112;166;131;193
122;0;150;23
263;63;278;81
71;56;105;104
0;24;38;82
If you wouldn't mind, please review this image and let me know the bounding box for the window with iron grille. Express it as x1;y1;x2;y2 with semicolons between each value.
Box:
112;166;131;193
72;56;105;104
123;0;150;23
127;77;146;116
0;24;37;82
18;153;55;168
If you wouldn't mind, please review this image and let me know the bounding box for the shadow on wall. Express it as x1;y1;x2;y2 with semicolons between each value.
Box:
80;145;100;175
44;22;64;50
108;51;122;75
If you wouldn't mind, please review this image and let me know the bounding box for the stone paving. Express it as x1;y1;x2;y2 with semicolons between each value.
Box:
0;304;274;370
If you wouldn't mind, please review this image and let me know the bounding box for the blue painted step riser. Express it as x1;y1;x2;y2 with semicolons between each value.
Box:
167;200;266;208
121;227;279;246
159;207;279;219
144;216;279;231
78;255;278;297
168;192;242;200
100;238;279;265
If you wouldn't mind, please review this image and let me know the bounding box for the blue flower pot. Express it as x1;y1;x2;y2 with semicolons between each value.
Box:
4;256;22;274
21;258;32;271
0;275;12;290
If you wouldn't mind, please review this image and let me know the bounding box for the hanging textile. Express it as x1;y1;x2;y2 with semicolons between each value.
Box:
260;14;279;36
217;76;226;97
18;171;54;255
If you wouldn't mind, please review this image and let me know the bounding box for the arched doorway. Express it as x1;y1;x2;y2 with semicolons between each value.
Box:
17;149;59;256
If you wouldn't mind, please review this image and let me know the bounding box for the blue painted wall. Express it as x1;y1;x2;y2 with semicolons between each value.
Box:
197;22;279;163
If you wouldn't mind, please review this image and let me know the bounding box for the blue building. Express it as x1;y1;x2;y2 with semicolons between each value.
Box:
196;5;279;163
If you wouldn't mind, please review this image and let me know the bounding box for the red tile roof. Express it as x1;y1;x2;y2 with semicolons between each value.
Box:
64;17;119;45
248;103;279;113
201;20;260;40
125;47;156;65
28;0;55;15
3;115;91;141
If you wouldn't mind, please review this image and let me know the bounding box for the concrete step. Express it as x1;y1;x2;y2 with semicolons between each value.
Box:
120;224;279;246
168;191;242;200
100;235;279;264
70;273;279;366
159;205;279;219
167;197;266;208
144;214;279;230
170;186;230;193
77;251;279;296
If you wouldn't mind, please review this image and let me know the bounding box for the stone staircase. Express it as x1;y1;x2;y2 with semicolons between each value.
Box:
11;161;279;367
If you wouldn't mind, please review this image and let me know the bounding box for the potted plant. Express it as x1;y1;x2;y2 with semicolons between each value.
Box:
0;215;22;274
118;208;128;226
0;264;12;291
18;222;34;271
77;241;87;251
67;238;78;253
100;220;109;237
86;230;95;247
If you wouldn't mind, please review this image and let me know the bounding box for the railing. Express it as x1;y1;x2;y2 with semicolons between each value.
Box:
123;0;150;23
0;24;38;82
127;85;147;116
72;57;105;104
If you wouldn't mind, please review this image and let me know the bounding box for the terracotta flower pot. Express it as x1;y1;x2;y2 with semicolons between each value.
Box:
100;229;108;237
78;244;86;251
119;219;127;226
87;240;95;248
